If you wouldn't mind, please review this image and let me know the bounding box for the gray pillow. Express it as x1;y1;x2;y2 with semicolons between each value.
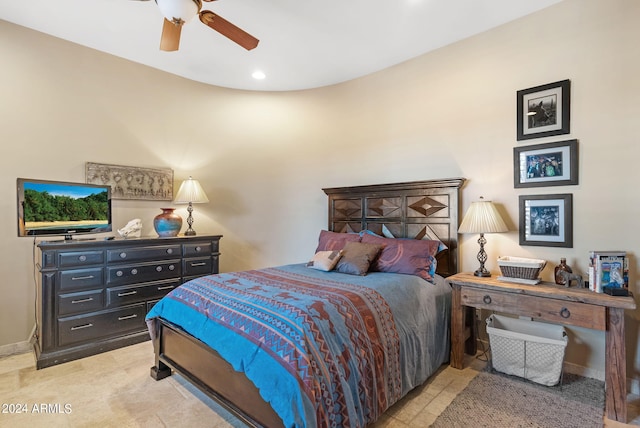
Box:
335;241;383;276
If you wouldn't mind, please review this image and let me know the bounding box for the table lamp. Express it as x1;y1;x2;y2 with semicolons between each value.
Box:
174;176;209;236
458;197;508;277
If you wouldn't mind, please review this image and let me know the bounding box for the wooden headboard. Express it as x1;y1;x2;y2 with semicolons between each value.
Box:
323;178;466;277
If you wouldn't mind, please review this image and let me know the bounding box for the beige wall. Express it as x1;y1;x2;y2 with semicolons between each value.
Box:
1;0;639;386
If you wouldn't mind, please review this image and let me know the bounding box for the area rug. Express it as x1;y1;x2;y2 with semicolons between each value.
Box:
431;369;605;428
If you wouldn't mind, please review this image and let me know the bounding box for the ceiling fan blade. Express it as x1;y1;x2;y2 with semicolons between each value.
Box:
160;18;182;52
199;11;259;51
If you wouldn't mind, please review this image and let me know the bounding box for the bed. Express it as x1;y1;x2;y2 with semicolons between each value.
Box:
146;178;466;427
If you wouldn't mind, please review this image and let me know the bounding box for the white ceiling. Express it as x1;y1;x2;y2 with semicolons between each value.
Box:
1;0;562;92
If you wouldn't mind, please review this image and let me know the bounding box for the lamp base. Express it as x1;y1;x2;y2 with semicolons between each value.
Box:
473;269;491;277
184;229;196;236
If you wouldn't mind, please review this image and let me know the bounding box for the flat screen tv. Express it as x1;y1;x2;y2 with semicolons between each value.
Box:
17;178;112;239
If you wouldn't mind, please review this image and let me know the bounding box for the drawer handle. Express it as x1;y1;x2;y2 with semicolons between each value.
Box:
166;248;173;254
119;252;127;259
156;266;163;272
117;290;138;297
71;275;95;281
168;265;175;271
157;285;175;291
195;246;202;252
116;271;123;277
71;297;94;304
130;269;138;275
191;262;207;267
118;314;138;321
79;255;87;262
560;307;571;319
70;323;93;331
483;295;492;304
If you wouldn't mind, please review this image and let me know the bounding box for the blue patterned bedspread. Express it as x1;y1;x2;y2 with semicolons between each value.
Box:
146;264;451;427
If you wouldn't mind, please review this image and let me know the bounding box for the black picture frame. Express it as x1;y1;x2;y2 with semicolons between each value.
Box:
513;139;578;188
517;79;570;141
519;194;573;248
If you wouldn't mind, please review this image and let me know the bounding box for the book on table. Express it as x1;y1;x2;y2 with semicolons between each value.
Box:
588;251;627;293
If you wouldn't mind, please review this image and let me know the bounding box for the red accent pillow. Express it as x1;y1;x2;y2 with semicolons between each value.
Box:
361;233;440;282
315;230;361;252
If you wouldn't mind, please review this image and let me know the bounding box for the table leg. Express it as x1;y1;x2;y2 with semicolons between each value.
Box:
451;283;464;369
464;306;478;356
605;307;627;423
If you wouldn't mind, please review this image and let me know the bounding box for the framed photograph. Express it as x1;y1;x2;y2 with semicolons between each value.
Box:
517;79;570;140
513;139;578;188
519;194;573;247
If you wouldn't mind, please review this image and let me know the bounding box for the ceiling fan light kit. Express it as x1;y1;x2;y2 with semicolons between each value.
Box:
156;0;201;25
150;0;259;52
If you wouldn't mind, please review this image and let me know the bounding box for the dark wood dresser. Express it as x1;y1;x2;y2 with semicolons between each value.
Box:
34;235;222;369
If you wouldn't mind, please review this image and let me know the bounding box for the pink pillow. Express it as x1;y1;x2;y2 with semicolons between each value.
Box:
315;230;361;252
361;233;440;282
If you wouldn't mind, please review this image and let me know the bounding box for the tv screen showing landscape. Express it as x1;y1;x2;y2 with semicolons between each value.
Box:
17;178;112;237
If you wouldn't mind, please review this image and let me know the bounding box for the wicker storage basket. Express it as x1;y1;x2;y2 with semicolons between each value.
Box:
497;256;546;280
486;314;567;386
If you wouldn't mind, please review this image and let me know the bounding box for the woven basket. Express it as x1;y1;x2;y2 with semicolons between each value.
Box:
497;256;546;280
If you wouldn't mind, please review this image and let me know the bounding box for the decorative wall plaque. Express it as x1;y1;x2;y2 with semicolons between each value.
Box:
86;162;173;200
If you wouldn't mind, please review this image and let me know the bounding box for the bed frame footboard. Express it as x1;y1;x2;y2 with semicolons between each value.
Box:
149;317;284;428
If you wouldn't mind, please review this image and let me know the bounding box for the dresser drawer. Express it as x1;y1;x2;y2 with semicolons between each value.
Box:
106;260;181;286
106;280;180;307
183;256;213;277
183;241;214;257
58;290;104;316
460;286;606;330
59;268;104;291
57;304;146;347
107;245;181;263
58;251;104;268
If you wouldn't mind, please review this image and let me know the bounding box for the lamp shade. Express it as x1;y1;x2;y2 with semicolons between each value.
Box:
174;176;209;204
458;199;508;234
156;0;201;24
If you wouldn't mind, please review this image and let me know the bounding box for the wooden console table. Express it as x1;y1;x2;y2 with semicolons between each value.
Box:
448;272;636;423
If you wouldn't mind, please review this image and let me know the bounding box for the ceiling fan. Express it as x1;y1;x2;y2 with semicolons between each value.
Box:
137;0;259;52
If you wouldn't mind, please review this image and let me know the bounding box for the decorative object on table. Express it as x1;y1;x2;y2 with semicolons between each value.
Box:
458;197;509;277
588;250;628;293
556;270;584;288
496;256;546;285
513;139;578;188
117;218;142;238
174;176;209;236
153;208;182;237
603;287;630;296
517;79;570;141
554;258;572;285
519;193;573;248
86;162;173;201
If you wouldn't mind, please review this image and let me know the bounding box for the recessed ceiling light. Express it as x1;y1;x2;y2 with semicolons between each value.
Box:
252;70;266;80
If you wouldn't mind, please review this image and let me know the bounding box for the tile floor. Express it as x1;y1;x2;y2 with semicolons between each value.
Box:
0;342;638;427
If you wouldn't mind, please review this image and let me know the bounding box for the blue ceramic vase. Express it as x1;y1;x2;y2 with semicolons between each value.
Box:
153;208;182;237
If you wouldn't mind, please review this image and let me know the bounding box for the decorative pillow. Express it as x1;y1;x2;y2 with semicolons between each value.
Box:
315;230;361;252
335;241;383;276
306;250;343;272
360;233;441;282
360;229;448;253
